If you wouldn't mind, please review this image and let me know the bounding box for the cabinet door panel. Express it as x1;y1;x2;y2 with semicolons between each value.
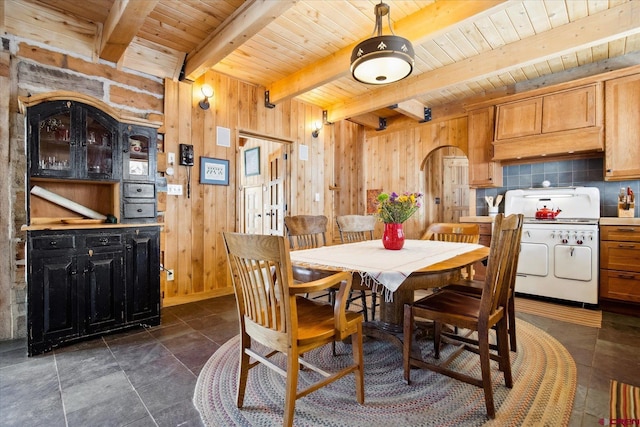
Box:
29;252;78;353
125;229;160;321
495;98;542;140
542;85;596;133
605;74;640;180
467;107;501;187
82;251;125;333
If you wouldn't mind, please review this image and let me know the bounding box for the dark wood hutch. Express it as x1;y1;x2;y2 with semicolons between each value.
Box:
19;92;162;356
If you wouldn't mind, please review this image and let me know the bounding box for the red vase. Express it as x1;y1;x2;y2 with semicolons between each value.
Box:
382;222;405;250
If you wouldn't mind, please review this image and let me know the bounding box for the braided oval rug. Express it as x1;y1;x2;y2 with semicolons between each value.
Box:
194;319;576;426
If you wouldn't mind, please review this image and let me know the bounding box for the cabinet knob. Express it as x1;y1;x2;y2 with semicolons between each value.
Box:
137;209;143;213
49;241;57;246
99;238;108;244
136;188;142;192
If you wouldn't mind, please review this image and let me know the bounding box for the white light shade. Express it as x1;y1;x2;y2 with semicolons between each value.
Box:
201;84;214;98
352;53;413;85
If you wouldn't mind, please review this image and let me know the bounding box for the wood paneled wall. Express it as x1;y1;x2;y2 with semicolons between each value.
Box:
161;72;328;305
363;116;469;239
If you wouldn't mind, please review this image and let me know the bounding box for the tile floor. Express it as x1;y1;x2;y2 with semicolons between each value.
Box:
1;294;638;426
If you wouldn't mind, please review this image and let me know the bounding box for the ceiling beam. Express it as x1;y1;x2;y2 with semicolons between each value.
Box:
99;0;159;63
326;0;640;123
183;0;297;81
390;100;429;122
265;0;509;105
347;113;385;130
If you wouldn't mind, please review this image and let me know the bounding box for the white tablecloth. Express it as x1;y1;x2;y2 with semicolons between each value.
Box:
289;239;484;300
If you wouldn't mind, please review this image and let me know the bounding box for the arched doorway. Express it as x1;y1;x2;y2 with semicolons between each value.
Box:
422;146;470;225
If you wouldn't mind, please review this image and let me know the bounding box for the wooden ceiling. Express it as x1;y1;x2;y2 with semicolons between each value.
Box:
5;0;640;126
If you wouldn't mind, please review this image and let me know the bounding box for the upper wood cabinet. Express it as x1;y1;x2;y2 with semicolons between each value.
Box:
492;84;604;161
604;73;640;180
467;107;502;188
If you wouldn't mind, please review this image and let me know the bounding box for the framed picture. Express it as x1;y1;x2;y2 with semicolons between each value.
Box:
244;147;260;176
200;157;229;185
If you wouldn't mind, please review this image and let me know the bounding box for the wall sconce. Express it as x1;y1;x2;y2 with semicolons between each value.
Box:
199;84;214;110
311;121;322;138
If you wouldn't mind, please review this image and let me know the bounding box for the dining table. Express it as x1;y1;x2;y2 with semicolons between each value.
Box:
289;239;490;349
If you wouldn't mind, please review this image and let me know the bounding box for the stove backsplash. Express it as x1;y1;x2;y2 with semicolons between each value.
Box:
475;158;640;217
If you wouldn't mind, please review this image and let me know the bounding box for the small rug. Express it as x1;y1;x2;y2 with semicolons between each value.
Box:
609;380;640;424
194;320;576;426
515;297;602;328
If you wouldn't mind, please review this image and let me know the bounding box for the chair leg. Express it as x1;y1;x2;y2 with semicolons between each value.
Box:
351;323;365;404
508;295;517;352
496;319;513;388
403;303;413;384
237;335;251;408
371;292;377;321
360;291;368;322
284;348;300;427
433;321;442;359
478;328;496;419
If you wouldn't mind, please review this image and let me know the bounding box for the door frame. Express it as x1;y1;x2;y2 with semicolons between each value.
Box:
237;129;293;235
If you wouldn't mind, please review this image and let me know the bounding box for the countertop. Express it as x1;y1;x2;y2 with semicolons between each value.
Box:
461;216;639;226
459;216;495;223
599;217;640;226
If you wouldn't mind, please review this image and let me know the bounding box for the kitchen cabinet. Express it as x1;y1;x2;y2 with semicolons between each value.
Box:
604;73;640;180
124;228;160;322
492;84;603;161
600;225;640;304
121;125;158;223
467;107;502;188
27;227;160;356
27;100;120;181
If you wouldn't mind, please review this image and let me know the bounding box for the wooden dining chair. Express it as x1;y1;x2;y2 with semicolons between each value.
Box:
403;214;524;419
421;222;480;280
336;214;378;321
222;232;365;427
284;214;332;291
442;219;523;352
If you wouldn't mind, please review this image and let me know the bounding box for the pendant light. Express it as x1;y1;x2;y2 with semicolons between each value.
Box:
350;2;414;85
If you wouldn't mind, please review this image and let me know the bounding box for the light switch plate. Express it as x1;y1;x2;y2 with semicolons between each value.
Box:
167;184;183;195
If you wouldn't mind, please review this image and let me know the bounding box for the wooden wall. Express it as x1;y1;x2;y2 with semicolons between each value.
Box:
363;116;469;239
161;73;330;305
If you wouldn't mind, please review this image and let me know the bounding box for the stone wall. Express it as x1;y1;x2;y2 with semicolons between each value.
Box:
0;34;164;340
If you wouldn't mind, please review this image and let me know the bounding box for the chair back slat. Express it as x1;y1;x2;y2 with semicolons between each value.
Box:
479;214;524;318
284;215;328;250
421;222;480;244
336;215;376;243
224;233;292;335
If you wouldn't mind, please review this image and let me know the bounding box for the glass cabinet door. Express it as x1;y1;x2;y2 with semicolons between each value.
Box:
85;114;115;178
123;125;155;181
36;109;73;177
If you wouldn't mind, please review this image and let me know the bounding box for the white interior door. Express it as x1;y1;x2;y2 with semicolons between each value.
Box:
266;147;285;236
243;185;263;234
442;156;469;223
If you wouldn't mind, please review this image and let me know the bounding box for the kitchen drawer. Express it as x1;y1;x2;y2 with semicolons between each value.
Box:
31;235;75;251
123;182;155;199
123;202;156;219
600;269;640;303
600;241;640;272
600;225;640;243
85;234;122;247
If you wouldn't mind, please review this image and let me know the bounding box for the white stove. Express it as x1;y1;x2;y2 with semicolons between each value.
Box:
505;186;600;305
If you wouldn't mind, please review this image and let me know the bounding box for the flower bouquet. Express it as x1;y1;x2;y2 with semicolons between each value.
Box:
376;192;422;249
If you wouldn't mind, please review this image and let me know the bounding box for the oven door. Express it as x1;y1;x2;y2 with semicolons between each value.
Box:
517;242;549;276
554;245;592;281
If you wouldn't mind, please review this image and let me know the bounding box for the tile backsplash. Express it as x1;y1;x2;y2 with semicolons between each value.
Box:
475;158;640;217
